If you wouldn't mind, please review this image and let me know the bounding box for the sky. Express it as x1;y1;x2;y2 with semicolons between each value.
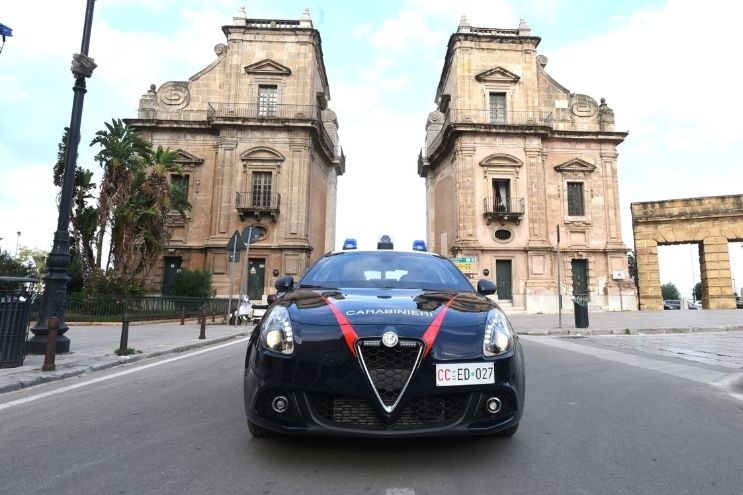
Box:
1;0;741;300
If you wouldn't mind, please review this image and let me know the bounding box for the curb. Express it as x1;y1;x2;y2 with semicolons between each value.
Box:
0;331;251;395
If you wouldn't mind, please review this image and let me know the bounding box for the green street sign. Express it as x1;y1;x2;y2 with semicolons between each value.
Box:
450;257;476;263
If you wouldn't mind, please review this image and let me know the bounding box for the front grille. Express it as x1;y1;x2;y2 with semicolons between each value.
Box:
356;339;423;410
308;393;468;428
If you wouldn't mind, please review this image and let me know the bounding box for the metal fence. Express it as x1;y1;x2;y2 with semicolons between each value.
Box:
29;295;237;323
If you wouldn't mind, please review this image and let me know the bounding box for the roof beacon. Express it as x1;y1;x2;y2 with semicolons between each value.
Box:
412;240;427;252
342;238;357;250
377;235;394;250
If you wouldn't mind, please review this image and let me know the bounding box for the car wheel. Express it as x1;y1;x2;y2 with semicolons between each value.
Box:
248;421;274;438
494;423;519;437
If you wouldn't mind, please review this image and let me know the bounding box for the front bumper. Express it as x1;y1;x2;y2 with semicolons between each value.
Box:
243;343;525;438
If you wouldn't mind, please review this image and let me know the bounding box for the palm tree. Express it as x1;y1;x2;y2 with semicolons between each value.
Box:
90;119;151;269
111;146;191;283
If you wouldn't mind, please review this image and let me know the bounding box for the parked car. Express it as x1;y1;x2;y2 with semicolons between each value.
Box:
243;241;525;438
736;297;743;309
687;300;702;310
663;299;681;310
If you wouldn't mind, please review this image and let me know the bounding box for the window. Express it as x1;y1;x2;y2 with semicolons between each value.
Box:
493;179;511;212
567;182;585;216
251;172;272;207
258;85;278;117
489;93;506;124
170;174;189;198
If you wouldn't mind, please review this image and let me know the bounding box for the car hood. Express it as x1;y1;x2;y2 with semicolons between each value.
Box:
281;288;496;328
275;289;502;360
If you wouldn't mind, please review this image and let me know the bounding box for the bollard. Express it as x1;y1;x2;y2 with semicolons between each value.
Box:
119;312;130;355
199;310;206;339
41;317;59;372
180;307;185;326
212;311;215;323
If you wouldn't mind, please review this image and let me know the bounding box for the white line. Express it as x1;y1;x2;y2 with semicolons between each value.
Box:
520;335;729;385
0;337;250;411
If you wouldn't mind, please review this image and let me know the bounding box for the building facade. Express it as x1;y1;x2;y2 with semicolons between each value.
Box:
128;9;344;299
419;18;635;313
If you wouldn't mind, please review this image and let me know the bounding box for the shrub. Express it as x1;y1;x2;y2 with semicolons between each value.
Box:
171;269;214;298
82;270;145;298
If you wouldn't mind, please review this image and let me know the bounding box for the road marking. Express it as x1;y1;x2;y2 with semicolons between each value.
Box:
519;335;729;385
520;335;731;386
386;489;415;495
0;337;250;411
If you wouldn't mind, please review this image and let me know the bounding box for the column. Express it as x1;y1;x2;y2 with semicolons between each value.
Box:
699;236;736;309
634;236;662;310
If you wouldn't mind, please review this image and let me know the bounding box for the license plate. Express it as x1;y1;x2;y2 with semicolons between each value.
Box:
435;363;495;386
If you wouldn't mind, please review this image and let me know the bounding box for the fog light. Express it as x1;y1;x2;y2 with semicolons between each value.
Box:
272;395;289;414
486;397;502;414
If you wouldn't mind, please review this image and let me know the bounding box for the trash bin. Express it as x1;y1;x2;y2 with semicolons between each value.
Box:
573;294;590;329
0;277;37;368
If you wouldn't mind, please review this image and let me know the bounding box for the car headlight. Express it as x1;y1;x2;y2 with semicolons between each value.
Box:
259;306;294;355
483;308;513;357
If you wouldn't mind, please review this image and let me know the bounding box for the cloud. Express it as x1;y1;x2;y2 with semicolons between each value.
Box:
0;75;27;102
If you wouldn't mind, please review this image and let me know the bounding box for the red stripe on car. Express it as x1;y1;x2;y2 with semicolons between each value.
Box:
421;296;457;358
322;296;358;357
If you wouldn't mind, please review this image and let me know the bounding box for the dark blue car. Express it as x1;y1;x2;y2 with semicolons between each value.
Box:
243;248;525;438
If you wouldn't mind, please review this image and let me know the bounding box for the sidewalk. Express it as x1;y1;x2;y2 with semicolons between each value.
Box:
0;319;252;394
1;310;741;395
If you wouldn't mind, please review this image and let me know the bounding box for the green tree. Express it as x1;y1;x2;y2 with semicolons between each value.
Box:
661;282;680;300
0;250;34;290
171;269;214;298
109;146;191;284
694;282;702;301
627;250;638;285
90;118;151;270
16;247;49;292
53;127;98;277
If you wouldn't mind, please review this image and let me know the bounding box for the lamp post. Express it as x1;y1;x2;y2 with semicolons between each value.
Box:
27;0;97;354
15;231;20;257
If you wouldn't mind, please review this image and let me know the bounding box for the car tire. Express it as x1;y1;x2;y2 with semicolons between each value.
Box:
248;421;274;438
494;423;519;437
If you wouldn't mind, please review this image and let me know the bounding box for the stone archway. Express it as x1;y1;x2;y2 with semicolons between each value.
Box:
631;195;743;310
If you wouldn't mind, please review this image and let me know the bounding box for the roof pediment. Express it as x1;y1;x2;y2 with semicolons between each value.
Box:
480;153;523;167
173;149;204;166
475;66;520;83
554;158;596;173
244;59;292;76
240;146;286;163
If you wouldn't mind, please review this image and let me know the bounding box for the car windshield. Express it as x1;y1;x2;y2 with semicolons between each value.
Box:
297;251;474;291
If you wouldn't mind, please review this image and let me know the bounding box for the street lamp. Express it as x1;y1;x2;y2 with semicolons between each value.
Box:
27;0;97;354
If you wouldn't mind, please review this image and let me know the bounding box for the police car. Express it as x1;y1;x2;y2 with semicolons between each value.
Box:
243;236;525;437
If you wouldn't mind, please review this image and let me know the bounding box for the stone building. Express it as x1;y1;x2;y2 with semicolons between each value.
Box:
128;8;344;299
418;18;635;313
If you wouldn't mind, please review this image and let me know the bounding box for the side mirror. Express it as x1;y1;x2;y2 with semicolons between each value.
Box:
477;279;496;296
274;276;294;293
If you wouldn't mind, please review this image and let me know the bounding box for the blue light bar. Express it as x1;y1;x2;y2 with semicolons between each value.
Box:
412;240;427;252
0;23;13;38
342;238;357;250
377;234;393;250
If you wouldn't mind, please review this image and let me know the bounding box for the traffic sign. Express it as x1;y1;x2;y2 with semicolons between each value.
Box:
225;230;247;252
450;257;476;263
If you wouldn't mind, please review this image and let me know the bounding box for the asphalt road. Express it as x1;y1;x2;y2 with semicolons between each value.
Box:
1;338;742;495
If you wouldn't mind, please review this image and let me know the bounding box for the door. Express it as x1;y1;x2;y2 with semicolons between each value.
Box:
495;260;512;300
162;256;182;295
571;259;588;295
248;258;266;300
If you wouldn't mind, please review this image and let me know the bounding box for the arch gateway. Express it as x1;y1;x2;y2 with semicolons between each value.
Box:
631;195;743;310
